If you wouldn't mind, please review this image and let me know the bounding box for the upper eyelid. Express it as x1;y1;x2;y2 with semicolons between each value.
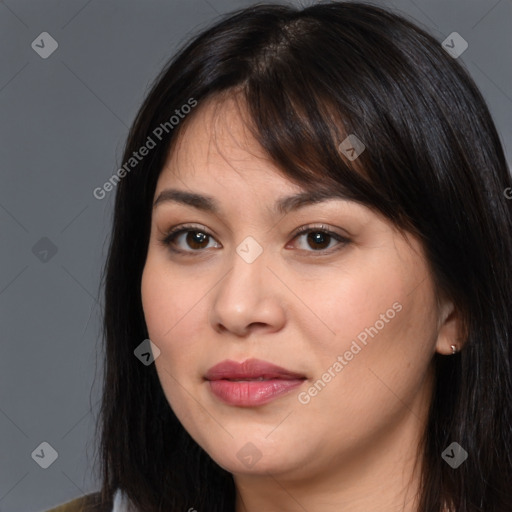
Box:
162;223;347;239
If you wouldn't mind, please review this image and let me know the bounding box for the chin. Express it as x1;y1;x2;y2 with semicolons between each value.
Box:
204;439;298;476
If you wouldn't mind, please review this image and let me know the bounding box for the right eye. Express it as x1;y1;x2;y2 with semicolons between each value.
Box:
160;224;221;254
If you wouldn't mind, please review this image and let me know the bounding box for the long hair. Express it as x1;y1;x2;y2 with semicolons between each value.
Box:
97;2;512;510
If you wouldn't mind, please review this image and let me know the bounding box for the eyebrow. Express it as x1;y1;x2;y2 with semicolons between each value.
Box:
153;188;351;216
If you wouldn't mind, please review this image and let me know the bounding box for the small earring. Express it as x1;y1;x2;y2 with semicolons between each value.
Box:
451;344;457;355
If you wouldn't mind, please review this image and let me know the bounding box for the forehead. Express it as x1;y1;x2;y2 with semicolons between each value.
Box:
152;97;372;230
156;95;306;194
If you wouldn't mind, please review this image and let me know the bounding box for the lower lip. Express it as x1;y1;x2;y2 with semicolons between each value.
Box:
207;379;305;406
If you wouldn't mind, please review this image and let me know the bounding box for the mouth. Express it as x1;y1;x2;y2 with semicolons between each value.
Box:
204;358;306;381
223;377;290;381
204;358;307;407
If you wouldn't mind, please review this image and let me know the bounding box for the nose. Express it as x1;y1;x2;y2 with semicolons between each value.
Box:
208;244;287;338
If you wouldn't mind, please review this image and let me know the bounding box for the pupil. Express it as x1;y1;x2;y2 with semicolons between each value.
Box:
187;231;208;249
308;232;329;249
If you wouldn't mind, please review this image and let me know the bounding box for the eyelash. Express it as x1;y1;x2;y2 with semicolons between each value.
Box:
159;223;350;256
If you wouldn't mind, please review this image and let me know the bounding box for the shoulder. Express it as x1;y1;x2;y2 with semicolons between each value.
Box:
45;491;112;512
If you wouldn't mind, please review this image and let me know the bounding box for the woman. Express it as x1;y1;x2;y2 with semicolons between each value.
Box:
47;1;512;511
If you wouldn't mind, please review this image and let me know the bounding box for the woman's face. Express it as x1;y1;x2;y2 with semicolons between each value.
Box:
141;97;457;483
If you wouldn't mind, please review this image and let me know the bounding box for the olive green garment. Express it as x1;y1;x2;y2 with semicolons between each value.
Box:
45;492;112;512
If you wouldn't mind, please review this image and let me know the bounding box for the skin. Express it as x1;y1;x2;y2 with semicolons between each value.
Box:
141;96;462;512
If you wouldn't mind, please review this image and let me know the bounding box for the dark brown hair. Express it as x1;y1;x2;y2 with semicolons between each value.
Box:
98;2;512;510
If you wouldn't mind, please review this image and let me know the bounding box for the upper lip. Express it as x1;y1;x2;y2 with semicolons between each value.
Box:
205;358;306;381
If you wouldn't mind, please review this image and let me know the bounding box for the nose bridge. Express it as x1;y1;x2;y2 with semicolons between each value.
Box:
209;234;285;335
218;235;269;308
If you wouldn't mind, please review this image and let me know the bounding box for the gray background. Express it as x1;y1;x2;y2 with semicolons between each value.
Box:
0;0;510;510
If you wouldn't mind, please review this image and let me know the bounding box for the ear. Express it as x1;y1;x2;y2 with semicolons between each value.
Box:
434;299;465;355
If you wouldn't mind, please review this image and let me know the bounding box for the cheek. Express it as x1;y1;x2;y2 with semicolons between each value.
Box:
140;261;205;414
142;258;198;341
307;250;438;403
308;260;405;359
140;258;209;375
140;263;172;339
296;291;436;451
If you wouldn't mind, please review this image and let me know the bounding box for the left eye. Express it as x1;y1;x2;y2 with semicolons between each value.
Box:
291;227;349;252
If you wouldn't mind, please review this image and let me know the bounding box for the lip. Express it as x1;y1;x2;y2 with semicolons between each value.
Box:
205;358;307;407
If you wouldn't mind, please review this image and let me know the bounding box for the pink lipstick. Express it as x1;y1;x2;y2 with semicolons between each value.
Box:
204;358;306;407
